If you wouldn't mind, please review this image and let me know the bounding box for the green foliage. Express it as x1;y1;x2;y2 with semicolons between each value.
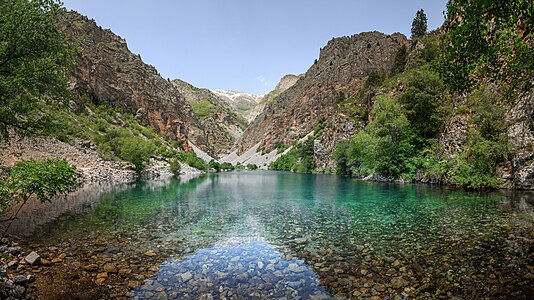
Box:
469;89;507;139
190;99;216;119
396;66;448;142
220;162;235;171
169;159;181;176
447;88;511;189
246;164;258;170
0;0;73;139
119;138;155;173
333;140;349;175
411;9;428;38
390;45;408;76
437;0;534;93
176;151;207;172
209;160;220;172
447;131;509;189
0;158;77;213
339;96;415;178
95;128;155;173
270;138;315;173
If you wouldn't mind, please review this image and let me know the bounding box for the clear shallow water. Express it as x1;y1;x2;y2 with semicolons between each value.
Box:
19;172;534;299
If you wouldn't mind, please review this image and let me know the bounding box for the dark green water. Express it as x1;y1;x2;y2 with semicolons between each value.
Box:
21;172;534;299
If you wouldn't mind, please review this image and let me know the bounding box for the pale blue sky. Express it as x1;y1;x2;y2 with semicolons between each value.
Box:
63;0;448;94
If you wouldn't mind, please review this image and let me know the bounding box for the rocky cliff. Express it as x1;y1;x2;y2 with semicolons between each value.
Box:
172;80;247;156
236;32;407;156
59;11;215;156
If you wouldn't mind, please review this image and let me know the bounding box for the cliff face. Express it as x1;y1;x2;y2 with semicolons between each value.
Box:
172;80;247;156
237;32;407;155
59;12;214;155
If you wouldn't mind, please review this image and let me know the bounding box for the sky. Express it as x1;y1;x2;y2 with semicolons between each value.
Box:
62;0;448;94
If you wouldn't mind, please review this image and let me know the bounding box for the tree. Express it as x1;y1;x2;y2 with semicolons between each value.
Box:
411;9;428;38
437;0;533;93
0;158;77;236
0;0;72;140
397;67;447;142
209;159;221;172
390;45;408;76
120;138;155;173
342;96;415;178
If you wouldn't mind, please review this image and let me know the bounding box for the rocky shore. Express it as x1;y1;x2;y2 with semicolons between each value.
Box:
0;134;205;299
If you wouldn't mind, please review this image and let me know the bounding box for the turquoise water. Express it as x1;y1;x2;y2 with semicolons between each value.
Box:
23;172;534;299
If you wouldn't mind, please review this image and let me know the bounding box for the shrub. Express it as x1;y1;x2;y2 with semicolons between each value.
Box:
120;138;155;173
176;151;207;172
246;164;258;170
220;162;235;171
209;160;220;172
339;96;415;178
169;159;181;175
447;130;509;189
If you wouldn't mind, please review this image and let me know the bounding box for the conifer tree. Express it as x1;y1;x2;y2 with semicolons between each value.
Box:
411;9;428;38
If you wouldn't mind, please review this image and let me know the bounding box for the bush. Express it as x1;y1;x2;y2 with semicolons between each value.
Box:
209;160;220;172
338;96;415;178
169;159;181;175
246;164;258;170
270;138;315;173
220;162;235;171
447;130;509;189
176;151;207;172
120;138;155;173
396;66;448;143
94;128;155;173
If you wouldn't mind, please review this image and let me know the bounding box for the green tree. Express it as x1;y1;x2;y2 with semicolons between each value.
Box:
390;44;408;76
437;0;533;93
220;162;235;171
0;0;72;139
397;67;447;142
0;158;77;235
209;159;221;172
169;158;181;175
246;164;258;170
341;96;415;178
120;138;155;173
411;9;428;38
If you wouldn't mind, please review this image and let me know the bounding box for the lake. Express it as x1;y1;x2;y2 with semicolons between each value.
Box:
8;172;534;299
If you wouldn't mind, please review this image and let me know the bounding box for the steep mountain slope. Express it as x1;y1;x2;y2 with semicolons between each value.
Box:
58;11;215;156
172;80;247;156
245;74;303;124
237;32;407;155
210;90;265;123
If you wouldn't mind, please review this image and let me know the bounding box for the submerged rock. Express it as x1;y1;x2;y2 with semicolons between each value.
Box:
24;251;40;265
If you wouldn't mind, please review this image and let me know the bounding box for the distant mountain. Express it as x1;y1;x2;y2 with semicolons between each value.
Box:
211;74;302;124
172;80;247;156
210;90;265;123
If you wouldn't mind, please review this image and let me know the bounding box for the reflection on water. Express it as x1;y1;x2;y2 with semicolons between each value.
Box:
0;182;131;237
10;172;534;299
132;241;333;300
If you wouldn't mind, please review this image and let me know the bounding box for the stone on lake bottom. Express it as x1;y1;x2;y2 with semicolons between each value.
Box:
24;251;40;265
95;278;106;286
